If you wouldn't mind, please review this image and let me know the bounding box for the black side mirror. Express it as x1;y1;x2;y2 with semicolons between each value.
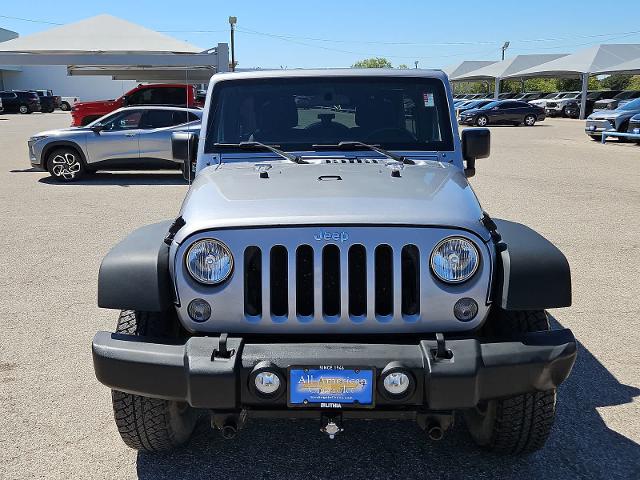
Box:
91;125;104;134
461;128;490;178
121;95;128;107
172;132;199;181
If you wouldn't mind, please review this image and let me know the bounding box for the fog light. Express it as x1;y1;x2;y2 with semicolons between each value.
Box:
383;372;410;396
187;298;211;322
454;297;478;321
254;371;281;395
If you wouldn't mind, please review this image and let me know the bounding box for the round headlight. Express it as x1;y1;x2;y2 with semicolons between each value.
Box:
186;239;233;285
430;237;479;284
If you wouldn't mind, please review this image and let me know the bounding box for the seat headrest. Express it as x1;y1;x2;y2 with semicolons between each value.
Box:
257;96;298;131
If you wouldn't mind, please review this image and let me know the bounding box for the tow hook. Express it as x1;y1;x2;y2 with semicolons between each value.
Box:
320;413;343;439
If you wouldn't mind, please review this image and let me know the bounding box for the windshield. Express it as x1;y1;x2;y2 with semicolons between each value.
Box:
205;76;454;153
619;98;640;110
560;92;578;98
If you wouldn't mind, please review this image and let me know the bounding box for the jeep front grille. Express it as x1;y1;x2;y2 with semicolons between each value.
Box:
243;243;422;321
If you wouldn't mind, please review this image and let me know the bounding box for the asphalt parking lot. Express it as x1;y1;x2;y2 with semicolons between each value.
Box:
1;111;639;479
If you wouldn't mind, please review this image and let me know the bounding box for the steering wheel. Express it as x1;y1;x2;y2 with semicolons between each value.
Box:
364;127;417;143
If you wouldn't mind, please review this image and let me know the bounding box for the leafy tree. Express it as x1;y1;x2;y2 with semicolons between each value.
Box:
352;57;393;68
627;75;640;90
600;74;633;90
397;64;409;69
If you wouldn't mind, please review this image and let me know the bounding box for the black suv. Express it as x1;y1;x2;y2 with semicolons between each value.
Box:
0;90;41;114
564;90;622;119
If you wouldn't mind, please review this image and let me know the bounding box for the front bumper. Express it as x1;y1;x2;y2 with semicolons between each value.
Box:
585;119;616;135
92;329;577;411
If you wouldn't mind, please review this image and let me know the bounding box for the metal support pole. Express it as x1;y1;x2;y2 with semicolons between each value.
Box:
579;73;588;120
494;78;500;100
229;16;237;72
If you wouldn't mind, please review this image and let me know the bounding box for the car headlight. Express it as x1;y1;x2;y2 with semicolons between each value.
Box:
430;237;479;284
30;135;48;142
185;239;234;285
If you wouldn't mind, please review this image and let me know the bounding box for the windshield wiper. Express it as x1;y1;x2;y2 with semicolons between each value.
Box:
213;141;307;164
312;141;414;164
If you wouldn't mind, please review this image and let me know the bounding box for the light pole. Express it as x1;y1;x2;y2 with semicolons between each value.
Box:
501;41;510;61
229;16;237;72
414;61;419;69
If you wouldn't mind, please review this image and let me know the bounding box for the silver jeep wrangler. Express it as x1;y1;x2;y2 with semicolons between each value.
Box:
92;69;576;454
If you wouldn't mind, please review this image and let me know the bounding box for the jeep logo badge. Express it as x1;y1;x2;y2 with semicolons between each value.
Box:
314;230;349;242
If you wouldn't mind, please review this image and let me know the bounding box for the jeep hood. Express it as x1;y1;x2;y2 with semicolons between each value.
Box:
175;161;489;243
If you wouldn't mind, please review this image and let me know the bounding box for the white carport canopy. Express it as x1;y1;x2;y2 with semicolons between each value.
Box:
443;60;498;80
503;44;640;118
592;56;640;75
0;14;228;80
452;54;568;99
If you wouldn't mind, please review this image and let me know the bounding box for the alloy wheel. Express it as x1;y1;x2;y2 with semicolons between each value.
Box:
50;152;82;180
525;115;536;126
19;105;29;114
477;116;488;127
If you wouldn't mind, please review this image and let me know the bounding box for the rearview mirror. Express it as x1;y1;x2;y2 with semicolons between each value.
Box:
461;128;490;178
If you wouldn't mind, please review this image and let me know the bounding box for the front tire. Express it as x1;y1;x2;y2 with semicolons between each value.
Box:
524;114;536;126
60;102;71;111
46;147;85;182
19;104;30;114
476;115;488;127
464;310;557;454
111;310;198;452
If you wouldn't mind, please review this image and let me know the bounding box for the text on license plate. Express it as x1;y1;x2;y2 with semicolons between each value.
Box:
289;367;374;406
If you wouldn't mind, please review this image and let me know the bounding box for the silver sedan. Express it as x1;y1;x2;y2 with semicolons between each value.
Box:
28;106;202;182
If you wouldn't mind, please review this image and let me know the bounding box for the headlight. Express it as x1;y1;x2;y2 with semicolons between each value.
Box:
185;239;233;285
430;237;479;284
30;135;48;142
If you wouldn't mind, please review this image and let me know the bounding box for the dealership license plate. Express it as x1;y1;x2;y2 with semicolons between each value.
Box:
289;366;374;407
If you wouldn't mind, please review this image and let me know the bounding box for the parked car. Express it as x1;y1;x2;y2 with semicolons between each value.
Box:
627;113;640;144
0;90;41;114
456;99;494;116
459;100;545;126
33;89;61;113
563;91;622;119
593;90;640;111
71;84;203;126
59;96;80;111
0;96;3;114
529;92;565;109
28;106;202;181
92;69;576;455
497;93;520;99
512;92;546;102
545;92;585;117
585;98;640;140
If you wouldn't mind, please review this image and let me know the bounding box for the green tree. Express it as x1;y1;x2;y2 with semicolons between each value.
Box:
600;74;633;90
352;57;393;68
397;64;409;69
627;75;640;90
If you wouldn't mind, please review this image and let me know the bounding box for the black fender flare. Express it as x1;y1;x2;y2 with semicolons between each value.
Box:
493;219;571;310
98;221;173;312
41;140;88;170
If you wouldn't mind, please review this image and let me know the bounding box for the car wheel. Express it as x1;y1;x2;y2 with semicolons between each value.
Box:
476;115;488;127
60;102;71;111
464;310;556;454
46;147;85;182
111;310;198;452
19;104;30;114
524;114;536;126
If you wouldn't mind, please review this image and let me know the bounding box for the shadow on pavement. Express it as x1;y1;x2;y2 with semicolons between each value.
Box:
136;319;639;480
37;171;187;186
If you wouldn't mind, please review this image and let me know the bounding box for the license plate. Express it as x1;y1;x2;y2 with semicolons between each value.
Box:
633;128;639;134
288;366;374;407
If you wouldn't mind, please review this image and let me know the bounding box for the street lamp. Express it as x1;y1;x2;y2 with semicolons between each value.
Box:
501;41;510;61
229;16;237;72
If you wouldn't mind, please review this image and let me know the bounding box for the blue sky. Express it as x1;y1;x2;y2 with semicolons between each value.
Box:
2;0;640;69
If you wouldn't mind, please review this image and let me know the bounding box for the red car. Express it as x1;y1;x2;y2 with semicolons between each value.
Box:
71;84;202;126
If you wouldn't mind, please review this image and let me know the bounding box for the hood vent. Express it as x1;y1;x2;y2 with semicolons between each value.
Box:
324;159;382;164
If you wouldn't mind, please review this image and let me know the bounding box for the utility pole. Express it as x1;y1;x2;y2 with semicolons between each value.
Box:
414;61;419;69
229;16;237;72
